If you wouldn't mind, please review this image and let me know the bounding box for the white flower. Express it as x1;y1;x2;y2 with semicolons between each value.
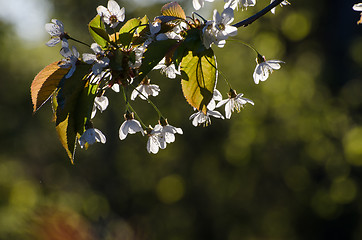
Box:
224;0;256;10
270;0;290;14
189;101;224;127
97;0;125;28
45;19;68;47
83;43;110;75
253;55;284;84
213;8;238;40
59;46;79;79
202;21;224;49
131;78;160;100
159;123;183;144
91;95;109;119
353;3;362;24
119;112;144;140
78;128;106;148
193;0;214;10
202;8;237;49
153;58;181;79
216;89;254;119
111;83;120;92
146;125;165;154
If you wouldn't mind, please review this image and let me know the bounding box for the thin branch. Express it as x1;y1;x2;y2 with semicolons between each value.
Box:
233;0;285;28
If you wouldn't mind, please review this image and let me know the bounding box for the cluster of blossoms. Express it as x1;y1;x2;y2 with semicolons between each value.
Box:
36;0;289;161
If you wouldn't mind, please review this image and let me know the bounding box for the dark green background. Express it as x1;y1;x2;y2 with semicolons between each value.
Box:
1;0;362;239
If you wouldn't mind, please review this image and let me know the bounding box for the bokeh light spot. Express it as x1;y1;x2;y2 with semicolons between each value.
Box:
281;12;311;41
343;126;362;166
156;175;185;204
329;177;357;204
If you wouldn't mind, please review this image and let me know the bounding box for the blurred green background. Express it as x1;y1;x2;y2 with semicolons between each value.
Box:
1;0;362;239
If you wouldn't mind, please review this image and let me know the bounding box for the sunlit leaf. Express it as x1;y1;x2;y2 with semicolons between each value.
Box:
89;15;109;48
31;61;69;113
161;2;186;20
118;18;142;47
181;49;217;114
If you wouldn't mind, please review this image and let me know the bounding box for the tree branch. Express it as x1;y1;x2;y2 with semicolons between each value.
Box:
233;0;285;28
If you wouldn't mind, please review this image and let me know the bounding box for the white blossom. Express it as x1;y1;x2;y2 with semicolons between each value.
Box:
83;43;110;75
97;0;125;28
146;125;165;154
78;128;106;148
253;55;284;84
45;19;68;47
270;0;290;14
59;46;79;79
202;8;237;49
131;79;160;100
91;95;109;119
119;113;144;140
153;58;181;79
189;101;224;127
159;123;183;144
216;89;254;119
193;0;214;10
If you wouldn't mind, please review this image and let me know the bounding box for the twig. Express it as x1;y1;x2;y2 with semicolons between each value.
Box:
233;0;285;28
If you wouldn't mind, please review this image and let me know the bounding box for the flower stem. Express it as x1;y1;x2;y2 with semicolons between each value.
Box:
68;36;91;47
228;38;260;55
121;86;147;128
129;83;165;119
233;0;285;28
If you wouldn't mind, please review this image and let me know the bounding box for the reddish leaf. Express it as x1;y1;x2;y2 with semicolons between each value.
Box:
161;2;186;20
31;62;69;113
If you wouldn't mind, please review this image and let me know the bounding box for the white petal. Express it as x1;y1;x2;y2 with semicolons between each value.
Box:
221;8;234;25
147;136;160;154
91;43;102;54
94;128;106;143
94;96;109;112
213;89;223;101
46;38;60;47
112;84;120;92
97;5;109;17
127;120;144;135
353;3;362;11
224;100;232;119
193;0;203;10
216;98;229;108
108;0;121;15
82;53;96;64
119;121;129;140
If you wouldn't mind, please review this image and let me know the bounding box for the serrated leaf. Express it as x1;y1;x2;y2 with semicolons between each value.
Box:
135;39;178;84
52;63;92;163
89;15;109;48
31;62;69;113
118;18;142;47
161;2;186;20
181;49;217;114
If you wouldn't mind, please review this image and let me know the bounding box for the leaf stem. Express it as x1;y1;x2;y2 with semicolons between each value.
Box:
233;0;285;28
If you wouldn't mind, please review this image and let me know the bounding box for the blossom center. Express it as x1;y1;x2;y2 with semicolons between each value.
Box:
109;15;118;24
217;23;225;31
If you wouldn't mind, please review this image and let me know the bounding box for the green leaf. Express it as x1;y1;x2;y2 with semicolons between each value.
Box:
53;63;92;163
118;18;142;47
136;39;178;84
180;48;217;114
89;15;109;48
31;62;69;113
